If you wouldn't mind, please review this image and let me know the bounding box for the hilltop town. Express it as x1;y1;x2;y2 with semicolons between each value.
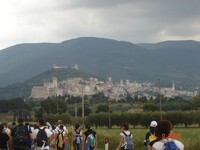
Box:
30;65;197;101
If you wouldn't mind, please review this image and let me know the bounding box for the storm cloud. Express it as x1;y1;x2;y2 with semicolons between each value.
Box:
0;0;200;50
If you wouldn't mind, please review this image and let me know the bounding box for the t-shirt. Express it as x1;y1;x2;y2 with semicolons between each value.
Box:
33;126;53;150
152;139;184;150
55;125;67;132
0;132;10;149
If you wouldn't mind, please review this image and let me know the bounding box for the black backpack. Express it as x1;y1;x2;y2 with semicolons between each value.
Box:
36;127;48;147
13;125;30;146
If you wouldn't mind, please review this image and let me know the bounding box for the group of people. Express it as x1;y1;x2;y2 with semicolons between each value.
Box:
117;120;184;150
0;118;97;150
0;117;184;150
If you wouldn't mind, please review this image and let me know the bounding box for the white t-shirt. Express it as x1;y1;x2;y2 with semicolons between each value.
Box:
55;125;67;132
152;139;184;150
33;126;53;150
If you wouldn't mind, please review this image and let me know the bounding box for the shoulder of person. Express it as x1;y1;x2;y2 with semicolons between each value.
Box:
173;139;184;149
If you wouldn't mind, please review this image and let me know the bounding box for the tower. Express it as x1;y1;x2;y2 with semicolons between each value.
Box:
52;77;58;88
172;82;175;92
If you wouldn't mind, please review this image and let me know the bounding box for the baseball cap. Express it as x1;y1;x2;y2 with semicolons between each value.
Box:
150;121;157;127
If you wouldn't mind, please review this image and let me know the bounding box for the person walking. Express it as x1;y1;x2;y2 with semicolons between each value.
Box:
144;121;157;150
152;120;184;150
83;123;97;150
11;117;33;150
0;124;10;150
33;119;53;150
116;122;134;150
72;123;83;150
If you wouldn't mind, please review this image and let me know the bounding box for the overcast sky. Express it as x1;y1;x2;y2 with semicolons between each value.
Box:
0;0;200;50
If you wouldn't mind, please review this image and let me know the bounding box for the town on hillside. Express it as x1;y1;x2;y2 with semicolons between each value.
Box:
29;65;197;100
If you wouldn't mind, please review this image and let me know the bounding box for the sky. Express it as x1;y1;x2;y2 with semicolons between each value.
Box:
0;0;200;50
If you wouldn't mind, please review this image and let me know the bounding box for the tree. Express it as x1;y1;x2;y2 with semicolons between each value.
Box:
192;95;200;109
143;103;159;111
95;104;109;113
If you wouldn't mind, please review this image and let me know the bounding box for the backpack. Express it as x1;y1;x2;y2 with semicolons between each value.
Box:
163;140;180;150
122;131;134;150
36;127;48;147
86;133;96;148
149;132;156;143
13;125;30;146
74;131;82;144
57;130;65;148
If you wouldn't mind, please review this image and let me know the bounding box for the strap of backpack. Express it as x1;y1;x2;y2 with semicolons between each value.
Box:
122;131;132;136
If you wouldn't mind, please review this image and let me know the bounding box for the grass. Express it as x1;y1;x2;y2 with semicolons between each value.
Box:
66;127;200;150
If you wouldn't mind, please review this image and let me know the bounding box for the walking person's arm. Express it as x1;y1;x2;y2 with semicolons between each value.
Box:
116;135;124;150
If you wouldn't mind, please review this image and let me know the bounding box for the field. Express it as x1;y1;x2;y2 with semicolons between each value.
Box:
66;127;200;150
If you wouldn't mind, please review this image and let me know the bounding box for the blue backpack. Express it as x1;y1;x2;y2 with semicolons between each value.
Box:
122;131;134;150
164;140;180;150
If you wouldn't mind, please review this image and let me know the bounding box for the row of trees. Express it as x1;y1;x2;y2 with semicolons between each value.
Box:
41;110;200;128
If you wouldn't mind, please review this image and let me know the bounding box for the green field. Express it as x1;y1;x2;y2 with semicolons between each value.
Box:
66;127;200;150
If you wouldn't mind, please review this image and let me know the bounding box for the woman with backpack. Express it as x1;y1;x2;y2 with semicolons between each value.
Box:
72;123;83;150
116;122;134;150
152;120;184;150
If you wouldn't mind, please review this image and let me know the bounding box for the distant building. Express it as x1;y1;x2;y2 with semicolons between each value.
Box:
30;86;49;99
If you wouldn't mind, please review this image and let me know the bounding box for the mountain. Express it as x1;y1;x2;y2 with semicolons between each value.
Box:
0;37;200;89
0;67;97;100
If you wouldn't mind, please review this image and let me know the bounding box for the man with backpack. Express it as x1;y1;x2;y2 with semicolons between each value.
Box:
152;120;184;150
33;119;53;150
116;122;134;150
144;120;157;150
11;117;34;150
83;123;97;150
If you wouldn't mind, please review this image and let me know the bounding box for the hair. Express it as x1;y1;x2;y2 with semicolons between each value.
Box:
58;120;62;124
121;122;129;130
59;124;64;130
75;123;80;130
25;122;29;126
157;120;172;138
85;123;91;130
18;117;24;124
38;119;46;126
12;122;16;126
0;124;4;132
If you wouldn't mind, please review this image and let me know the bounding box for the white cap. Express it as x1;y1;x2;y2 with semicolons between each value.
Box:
150;121;157;127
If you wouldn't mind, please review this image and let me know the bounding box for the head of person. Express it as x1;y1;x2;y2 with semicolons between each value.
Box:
12;122;16;126
75;123;80;130
38;119;46;126
157;120;172;139
121;122;129;130
25;122;29;126
58;120;62;125
85;123;91;130
0;124;4;133
150;120;157;132
17;117;24;124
